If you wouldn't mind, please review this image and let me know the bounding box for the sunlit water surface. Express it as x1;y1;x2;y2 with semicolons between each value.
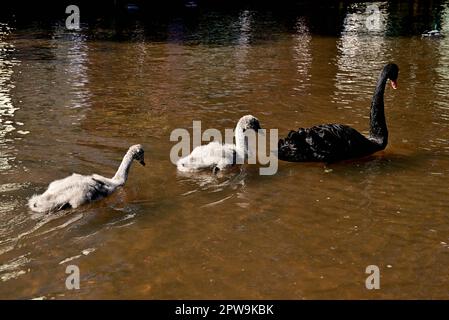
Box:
1;1;449;299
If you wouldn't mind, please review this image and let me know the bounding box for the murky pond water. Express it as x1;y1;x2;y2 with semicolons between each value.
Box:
1;1;449;299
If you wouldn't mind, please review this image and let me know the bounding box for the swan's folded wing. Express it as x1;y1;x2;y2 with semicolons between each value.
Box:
178;142;237;170
90;176;114;200
55;175;112;204
46;173;83;192
278;124;373;162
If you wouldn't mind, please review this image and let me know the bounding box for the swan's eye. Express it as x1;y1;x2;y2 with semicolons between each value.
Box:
243;128;246;133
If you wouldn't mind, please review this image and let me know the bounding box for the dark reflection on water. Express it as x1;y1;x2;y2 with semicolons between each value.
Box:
2;0;449;39
1;0;449;299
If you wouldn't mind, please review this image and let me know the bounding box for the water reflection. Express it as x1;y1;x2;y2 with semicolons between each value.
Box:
435;3;449;124
292;17;312;94
428;2;449;152
334;2;389;111
50;24;90;112
178;167;247;191
0;23;20;172
237;10;252;46
233;10;252;82
0;253;30;282
178;167;248;210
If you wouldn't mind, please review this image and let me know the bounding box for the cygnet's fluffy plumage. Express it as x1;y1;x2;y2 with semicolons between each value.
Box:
177;115;262;172
28;144;145;213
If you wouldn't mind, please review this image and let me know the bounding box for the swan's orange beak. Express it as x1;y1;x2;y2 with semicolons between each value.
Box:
391;80;398;89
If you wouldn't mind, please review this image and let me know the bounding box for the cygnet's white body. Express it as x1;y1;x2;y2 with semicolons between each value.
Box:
177;141;241;172
28;144;145;213
177;115;261;172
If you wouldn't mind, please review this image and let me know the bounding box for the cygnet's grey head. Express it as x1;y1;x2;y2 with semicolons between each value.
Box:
129;144;145;166
236;115;262;133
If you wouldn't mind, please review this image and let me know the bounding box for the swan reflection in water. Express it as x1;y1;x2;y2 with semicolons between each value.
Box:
177;165;248;194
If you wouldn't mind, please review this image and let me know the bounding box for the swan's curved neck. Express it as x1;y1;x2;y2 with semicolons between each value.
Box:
112;150;134;185
234;126;248;157
369;68;389;147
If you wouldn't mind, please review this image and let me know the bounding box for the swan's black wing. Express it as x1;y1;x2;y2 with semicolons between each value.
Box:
278;124;381;162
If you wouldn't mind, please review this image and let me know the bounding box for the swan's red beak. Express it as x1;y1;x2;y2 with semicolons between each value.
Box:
391;80;398;89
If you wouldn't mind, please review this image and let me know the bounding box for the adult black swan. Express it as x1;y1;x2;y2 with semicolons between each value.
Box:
278;63;399;163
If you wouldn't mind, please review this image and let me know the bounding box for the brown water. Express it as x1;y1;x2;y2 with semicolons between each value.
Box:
1;1;449;299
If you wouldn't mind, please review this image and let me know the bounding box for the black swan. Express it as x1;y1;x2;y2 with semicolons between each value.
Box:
278;63;399;162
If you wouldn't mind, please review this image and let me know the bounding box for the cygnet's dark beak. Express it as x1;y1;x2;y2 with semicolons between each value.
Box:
255;123;264;135
139;159;146;166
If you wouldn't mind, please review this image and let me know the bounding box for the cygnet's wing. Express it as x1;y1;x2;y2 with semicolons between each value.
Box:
46;173;83;192
178;142;237;171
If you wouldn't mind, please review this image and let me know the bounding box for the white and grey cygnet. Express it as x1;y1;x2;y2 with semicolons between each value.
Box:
177;115;262;173
28;144;145;213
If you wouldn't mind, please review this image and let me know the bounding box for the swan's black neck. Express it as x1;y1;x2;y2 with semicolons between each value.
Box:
369;68;389;148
